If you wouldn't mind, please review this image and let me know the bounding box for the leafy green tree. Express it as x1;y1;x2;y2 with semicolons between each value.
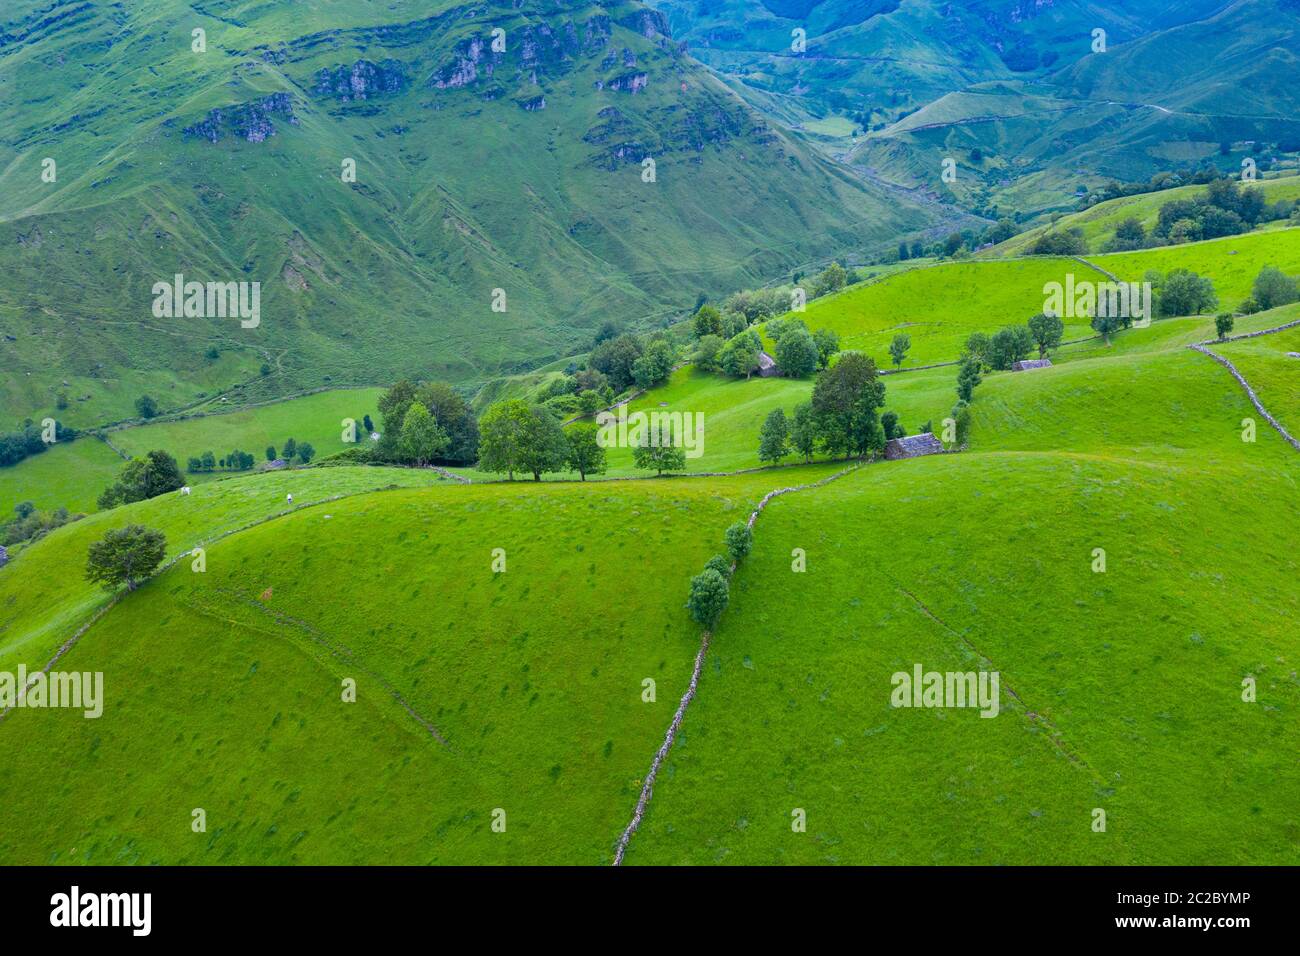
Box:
589;334;644;392
813;328;840;369
478;399;531;480
956;356;982;402
686;568;729;628
989;326;1034;369
632;420;688;475
774;326;819;377
282;437;297;462
565;424;607;481
415;381;479;464
811;351;886;459
1027;312;1064;357
265;445;277;461
1215;313;1235;340
705;554;730;576
135;395;159;419
200;450;215;471
888;332;911;368
693;334;724;372
632;339;676;389
187;456;202;473
964;331;992;368
757;408;790;464
85;525;166;592
719;330;761;378
398;403;448;466
951;401;973;447
790;402;817;463
517;406;568;481
97;450;185;510
813;262;847;297
1251;266;1299;311
1157;269;1218;317
724;522;753;563
693;304;724;339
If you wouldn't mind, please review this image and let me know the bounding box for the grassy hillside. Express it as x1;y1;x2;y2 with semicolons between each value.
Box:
625;340;1300;864
0;0;936;427
0;469;824;864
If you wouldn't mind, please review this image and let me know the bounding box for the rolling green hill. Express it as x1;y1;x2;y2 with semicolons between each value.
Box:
0;0;938;428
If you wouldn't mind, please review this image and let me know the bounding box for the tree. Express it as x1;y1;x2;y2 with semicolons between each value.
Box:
1028;229;1085;256
774;326;819;377
964;331;992;368
565;424;607;481
397;404;448;467
880;411;906;440
956;356;982;402
693;304;724;339
478;400;529;479
282;437;297;462
85;525;166;592
989;326;1034;369
1027;312;1064;358
685;568;729;628
135;395;159;419
187;456;202;472
950;401;973;447
265;445;277;461
813;262;847;297
811;351;886;459
693;334;724;372
790;402;817;463
888;332;911;368
724;522;753;563
1158;269;1218;317
200;450;215;472
1107;216;1147;252
414;381;479;464
1091;312;1125;345
757;408;790;464
363;414;374;434
589;334;644;392
632;419;687;475
719;330;761;378
97;450;185;510
942;233;964;257
632;339;676;389
517;406;568;481
812;328;840;369
1215;313;1235;340
1252;265;1299;311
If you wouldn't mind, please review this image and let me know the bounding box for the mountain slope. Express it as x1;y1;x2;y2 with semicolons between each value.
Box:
0;0;938;425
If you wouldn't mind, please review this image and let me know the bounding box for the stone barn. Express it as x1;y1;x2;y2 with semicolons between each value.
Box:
0;544;7;568
884;432;945;460
1012;358;1053;371
757;351;780;377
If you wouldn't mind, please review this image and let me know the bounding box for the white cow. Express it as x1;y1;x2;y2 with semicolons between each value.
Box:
181;486;191;496
286;493;293;504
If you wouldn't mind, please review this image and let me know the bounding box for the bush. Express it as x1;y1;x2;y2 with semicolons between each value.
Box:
85;525;167;592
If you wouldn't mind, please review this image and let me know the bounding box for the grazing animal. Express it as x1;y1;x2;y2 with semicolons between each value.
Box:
286;493;293;504
181;486;191;496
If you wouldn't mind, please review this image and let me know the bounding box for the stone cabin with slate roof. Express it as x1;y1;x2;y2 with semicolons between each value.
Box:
1012;358;1053;371
0;544;8;567
884;432;945;460
757;350;780;377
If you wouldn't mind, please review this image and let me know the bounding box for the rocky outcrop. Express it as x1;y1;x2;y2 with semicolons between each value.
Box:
518;94;546;111
313;59;406;100
183;93;298;144
600;71;648;93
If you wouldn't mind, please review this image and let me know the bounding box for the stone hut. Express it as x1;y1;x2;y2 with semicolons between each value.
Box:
884;433;945;460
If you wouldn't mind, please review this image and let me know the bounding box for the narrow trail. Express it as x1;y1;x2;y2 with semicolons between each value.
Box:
1188;319;1300;454
611;463;860;865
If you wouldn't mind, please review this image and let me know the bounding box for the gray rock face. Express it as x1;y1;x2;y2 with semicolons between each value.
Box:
314;59;407;100
183;93;298;144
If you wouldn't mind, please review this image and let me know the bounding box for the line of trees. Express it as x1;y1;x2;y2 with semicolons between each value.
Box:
0;419;77;468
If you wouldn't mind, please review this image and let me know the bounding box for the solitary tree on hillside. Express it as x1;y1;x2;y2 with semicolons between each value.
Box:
134;395;159;419
811;351;886;459
632;422;687;476
790;402;818;462
398;403;448;467
1215;313;1235;340
85;525;167;592
888;332;911;368
757;408;790;464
